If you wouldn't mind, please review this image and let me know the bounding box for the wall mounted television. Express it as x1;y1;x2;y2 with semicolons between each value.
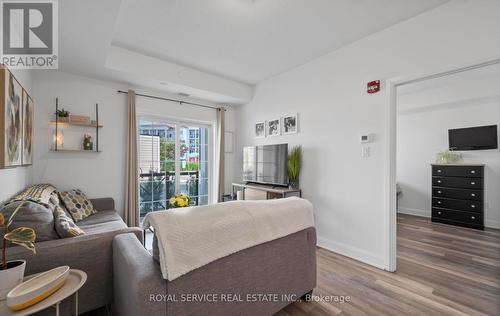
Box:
448;125;498;151
243;144;288;186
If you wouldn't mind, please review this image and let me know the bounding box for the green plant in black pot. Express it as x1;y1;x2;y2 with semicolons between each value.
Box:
55;108;69;118
287;146;302;189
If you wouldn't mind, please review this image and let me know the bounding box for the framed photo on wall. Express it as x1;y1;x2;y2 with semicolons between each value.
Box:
22;90;34;165
267;118;281;137
283;113;298;135
0;65;33;169
0;66;23;168
255;121;265;138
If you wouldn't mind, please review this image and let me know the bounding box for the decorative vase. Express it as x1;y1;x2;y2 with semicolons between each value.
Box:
83;134;93;151
289;180;300;190
0;260;26;300
54;130;64;148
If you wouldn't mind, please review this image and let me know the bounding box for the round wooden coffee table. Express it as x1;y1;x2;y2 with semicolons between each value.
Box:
0;269;87;316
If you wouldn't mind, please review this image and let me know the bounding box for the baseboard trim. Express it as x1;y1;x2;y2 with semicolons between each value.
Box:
317;236;387;271
485;219;500;229
398;208;430;218
399;208;500;229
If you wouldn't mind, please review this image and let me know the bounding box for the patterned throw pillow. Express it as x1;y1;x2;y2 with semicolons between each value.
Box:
53;205;85;237
58;189;97;222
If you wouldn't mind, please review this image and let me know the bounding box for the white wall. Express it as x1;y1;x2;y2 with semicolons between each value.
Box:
397;64;500;228
32;71;128;213
32;71;233;216
233;0;500;269
0;69;34;203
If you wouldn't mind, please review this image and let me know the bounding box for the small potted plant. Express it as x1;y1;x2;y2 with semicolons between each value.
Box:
0;203;36;300
288;146;302;189
436;149;463;164
169;194;193;208
55;108;70;123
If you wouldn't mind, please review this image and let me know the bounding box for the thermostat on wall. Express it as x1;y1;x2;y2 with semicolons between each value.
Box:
360;134;373;143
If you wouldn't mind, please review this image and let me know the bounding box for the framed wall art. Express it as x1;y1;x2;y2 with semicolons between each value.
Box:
283;113;298;135
0;65;34;168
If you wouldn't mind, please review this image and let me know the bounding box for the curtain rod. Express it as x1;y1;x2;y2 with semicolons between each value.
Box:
117;90;225;111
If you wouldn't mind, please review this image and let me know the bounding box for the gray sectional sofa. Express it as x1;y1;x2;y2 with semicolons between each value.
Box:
113;227;317;316
5;197;143;314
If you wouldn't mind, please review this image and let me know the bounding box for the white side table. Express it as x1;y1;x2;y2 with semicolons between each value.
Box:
0;269;87;316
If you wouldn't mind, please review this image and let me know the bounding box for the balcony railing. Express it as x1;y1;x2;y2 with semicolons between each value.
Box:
139;170;200;220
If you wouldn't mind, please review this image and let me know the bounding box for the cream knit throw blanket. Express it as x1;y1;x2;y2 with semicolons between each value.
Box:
143;197;315;281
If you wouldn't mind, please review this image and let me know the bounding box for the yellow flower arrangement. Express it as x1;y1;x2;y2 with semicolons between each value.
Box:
169;194;193;208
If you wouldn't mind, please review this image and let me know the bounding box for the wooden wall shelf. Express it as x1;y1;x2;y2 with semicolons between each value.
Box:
50;149;102;153
51;98;101;152
49;121;103;128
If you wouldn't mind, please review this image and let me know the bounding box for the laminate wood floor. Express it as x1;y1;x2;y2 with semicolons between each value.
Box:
276;214;500;316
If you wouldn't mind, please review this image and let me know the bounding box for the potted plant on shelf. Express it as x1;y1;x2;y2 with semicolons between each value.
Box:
288;145;302;189
169;194;194;208
0;202;36;300
55;108;70;123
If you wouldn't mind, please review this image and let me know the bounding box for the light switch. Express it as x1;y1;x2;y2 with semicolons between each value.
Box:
362;146;371;158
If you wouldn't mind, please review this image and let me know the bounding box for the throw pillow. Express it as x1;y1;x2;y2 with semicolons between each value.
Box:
53;205;85;238
0;201;60;248
58;189;97;222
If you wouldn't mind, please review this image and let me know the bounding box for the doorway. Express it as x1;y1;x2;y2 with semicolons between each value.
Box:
138;117;212;221
386;58;500;271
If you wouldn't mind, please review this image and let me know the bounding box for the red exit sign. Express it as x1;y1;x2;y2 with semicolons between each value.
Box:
367;80;380;94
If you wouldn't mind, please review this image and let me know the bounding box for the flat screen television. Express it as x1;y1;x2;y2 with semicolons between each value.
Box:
243;144;288;186
449;125;498;150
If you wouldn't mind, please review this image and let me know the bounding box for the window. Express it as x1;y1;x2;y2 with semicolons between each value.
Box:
138;118;211;221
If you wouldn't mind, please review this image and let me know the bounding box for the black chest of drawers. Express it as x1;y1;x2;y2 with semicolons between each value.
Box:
431;164;484;230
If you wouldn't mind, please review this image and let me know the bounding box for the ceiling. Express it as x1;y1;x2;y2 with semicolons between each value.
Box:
58;0;449;104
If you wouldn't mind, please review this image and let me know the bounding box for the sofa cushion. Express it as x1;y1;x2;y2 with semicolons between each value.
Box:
59;189;97;222
77;210;127;235
0;201;59;248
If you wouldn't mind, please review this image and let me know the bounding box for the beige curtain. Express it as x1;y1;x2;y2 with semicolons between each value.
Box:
124;90;140;226
216;108;225;202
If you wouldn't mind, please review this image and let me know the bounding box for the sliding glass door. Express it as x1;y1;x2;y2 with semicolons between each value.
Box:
139;118;211;220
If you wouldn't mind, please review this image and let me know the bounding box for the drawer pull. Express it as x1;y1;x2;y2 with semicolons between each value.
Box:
471;205;476;208
471;193;476;197
437;180;442;183
470;170;476;174
437;201;442;204
471;216;476;220
437;169;442;173
471;182;476;185
437;212;442;215
437;191;442;194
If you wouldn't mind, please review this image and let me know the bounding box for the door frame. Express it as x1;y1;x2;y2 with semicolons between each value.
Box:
384;57;500;272
137;115;215;206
